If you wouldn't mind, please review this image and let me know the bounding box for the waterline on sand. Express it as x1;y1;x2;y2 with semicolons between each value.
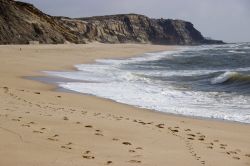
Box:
46;43;250;123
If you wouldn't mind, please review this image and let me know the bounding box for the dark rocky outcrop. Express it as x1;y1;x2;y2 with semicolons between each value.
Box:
0;0;77;44
0;0;224;45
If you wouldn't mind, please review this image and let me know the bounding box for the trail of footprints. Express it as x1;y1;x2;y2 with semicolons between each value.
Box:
1;86;250;165
1;87;144;164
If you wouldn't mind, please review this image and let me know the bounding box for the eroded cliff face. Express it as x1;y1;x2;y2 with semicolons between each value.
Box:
0;0;77;44
0;0;223;45
59;14;216;45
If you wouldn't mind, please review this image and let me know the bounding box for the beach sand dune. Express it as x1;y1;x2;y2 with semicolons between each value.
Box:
0;43;249;166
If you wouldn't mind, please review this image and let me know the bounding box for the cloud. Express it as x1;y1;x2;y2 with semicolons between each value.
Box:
19;0;250;42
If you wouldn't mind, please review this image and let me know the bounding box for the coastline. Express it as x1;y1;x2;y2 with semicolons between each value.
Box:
0;43;250;166
29;75;250;126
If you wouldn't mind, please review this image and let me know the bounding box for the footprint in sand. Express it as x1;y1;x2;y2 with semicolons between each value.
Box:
47;137;58;141
245;154;250;158
168;127;179;133
195;156;201;161
198;135;206;141
136;147;143;150
94;129;104;136
187;137;195;140
156;124;165;128
220;143;227;146
82;151;95;159
230;151;238;155
138;121;147;125
63;116;69;120
95;133;104;136
112;138;119;141
198;137;205;141
187;134;196;138
33;130;43;134
47;134;59;141
129;150;136;153
122;142;132;146
232;156;240;160
3;86;9;92
12;118;20;122
85;125;93;128
106;161;113;165
128;160;141;164
61;145;72;150
219;144;228;150
207;146;213;149
66;142;73;145
84;150;91;154
208;142;214;146
82;155;95;159
21;124;30;127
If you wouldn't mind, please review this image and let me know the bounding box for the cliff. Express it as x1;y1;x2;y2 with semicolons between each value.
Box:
0;0;224;45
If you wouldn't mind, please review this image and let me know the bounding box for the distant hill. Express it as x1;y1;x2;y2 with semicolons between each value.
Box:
0;0;224;45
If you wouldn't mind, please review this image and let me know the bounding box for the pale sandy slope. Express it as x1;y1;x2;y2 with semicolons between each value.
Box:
0;43;249;166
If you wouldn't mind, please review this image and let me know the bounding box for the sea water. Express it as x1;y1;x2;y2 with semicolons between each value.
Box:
46;43;250;123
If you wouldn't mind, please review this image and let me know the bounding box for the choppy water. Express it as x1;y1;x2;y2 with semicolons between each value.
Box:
46;43;250;123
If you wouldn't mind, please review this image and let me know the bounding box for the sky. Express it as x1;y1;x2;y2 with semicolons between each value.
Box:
20;0;250;43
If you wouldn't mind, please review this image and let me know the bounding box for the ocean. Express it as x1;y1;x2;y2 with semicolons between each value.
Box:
46;43;250;123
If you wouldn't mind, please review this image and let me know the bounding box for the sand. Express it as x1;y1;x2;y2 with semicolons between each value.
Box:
0;43;249;166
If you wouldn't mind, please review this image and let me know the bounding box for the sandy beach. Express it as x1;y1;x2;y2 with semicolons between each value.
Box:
0;43;250;166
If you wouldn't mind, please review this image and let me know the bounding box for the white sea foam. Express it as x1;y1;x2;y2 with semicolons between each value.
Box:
46;44;250;124
59;81;250;123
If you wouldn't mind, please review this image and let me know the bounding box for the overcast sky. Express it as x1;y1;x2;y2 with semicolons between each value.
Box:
20;0;250;42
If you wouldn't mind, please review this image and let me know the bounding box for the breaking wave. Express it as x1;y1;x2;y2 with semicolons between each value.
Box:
46;43;250;123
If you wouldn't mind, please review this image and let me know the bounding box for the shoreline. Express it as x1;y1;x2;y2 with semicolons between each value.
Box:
36;47;250;126
0;43;250;166
30;73;250;126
